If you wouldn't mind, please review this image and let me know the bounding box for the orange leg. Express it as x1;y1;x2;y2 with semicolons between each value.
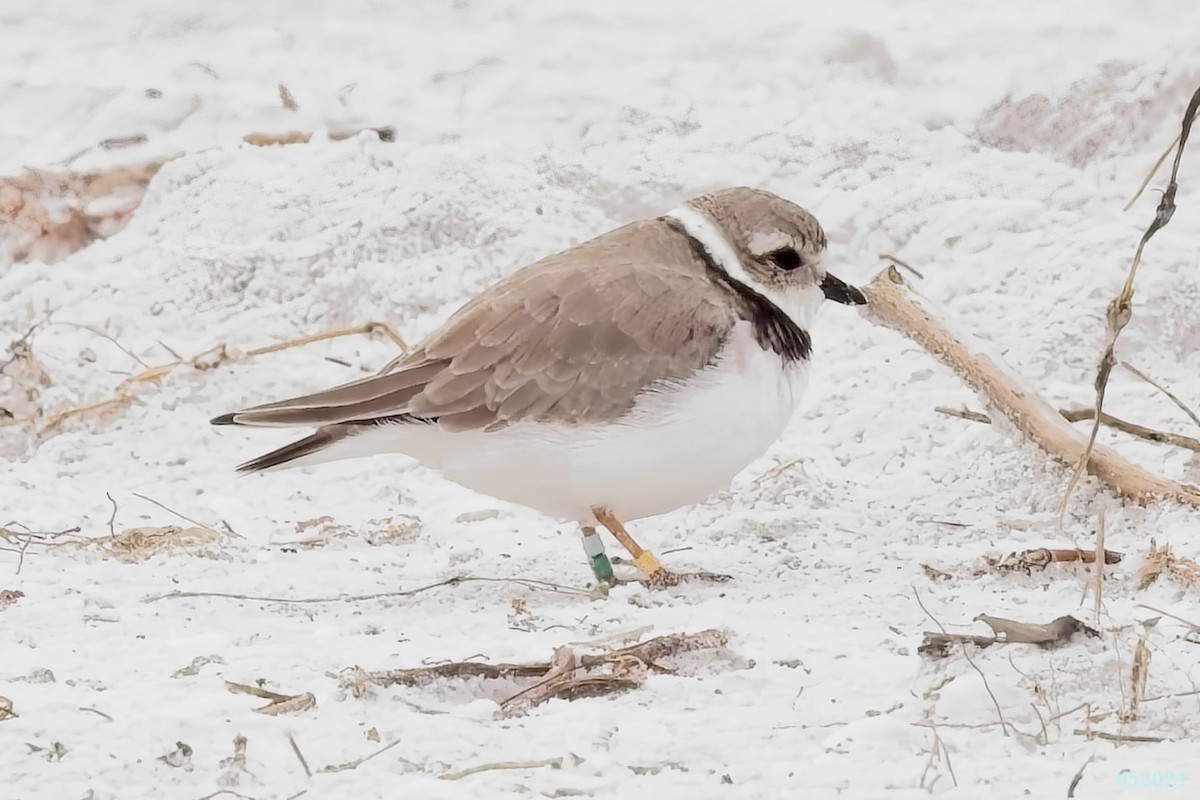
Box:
590;506;733;588
590;507;665;575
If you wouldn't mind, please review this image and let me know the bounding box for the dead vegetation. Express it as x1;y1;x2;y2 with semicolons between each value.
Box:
0;325;51;423
0;589;25;610
341;628;731;718
70;525;231;563
0;118;395;265
1137;538;1200;590
936;402;1200;453
0;159;171;263
862;266;1200;507
279;514;421;550
919;613;1100;658
2;321;407;445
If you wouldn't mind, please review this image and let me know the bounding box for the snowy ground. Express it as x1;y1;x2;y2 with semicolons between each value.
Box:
3;1;1200;797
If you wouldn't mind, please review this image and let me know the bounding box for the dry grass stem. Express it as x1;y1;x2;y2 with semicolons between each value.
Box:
287;734;312;778
1125;133;1183;211
99;133;148;150
441;757;572;781
879;253;925;279
317;739;417;773
912;589;1013;736
935;405;1200;453
1073;729;1167;744
31;321;407;437
1135;604;1200;636
1062;84;1200;512
144;574;592;605
1121;361;1200;430
863;268;1200;506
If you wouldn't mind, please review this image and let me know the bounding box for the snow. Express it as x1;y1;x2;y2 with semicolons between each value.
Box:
3;1;1200;797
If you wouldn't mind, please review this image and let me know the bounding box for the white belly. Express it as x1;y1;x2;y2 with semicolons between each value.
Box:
331;322;808;523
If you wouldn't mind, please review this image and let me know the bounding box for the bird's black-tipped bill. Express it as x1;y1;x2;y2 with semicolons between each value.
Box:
821;273;867;305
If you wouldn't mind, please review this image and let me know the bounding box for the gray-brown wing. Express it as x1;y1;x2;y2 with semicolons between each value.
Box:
218;219;737;431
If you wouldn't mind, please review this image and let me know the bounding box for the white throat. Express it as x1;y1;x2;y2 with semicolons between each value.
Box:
664;204;822;330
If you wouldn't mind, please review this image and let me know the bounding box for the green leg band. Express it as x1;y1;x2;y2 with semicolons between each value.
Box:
581;530;615;584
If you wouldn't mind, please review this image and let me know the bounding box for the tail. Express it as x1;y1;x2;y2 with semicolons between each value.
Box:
212;421;360;473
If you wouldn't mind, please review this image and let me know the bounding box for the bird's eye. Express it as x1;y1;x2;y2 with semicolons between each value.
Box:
768;247;802;271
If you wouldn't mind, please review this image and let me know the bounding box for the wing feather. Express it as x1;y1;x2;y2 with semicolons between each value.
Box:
216;219;737;431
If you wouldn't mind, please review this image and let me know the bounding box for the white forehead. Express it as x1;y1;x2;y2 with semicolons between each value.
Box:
748;228;794;256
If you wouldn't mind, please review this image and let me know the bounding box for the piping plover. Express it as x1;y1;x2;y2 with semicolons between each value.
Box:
212;187;865;586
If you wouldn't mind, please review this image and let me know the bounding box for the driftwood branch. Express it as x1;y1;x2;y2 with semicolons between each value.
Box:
919;614;1099;658
861;267;1200;507
344;629;729;718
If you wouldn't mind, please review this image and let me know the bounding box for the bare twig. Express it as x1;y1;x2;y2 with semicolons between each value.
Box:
1121;361;1200;430
441;757;568;781
143;575;592;604
99;133;148;150
1135;604;1200;634
318;739;417;773
935;405;1200;453
349;629;729;718
880;253;925;279
1124;133;1182;211
132;492;233;539
1062;84;1200;512
288;733;312;778
78;706;113;722
934;406;992;424
105;493;118;538
1073;729;1167;744
1067;756;1094;798
34;322;408;435
863;268;1200;506
912;589;1012;736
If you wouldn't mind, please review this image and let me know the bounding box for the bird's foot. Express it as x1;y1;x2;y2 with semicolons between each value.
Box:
611;552;732;589
642;568;733;589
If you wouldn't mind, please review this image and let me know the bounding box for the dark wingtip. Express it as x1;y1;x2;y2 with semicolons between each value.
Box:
210;413;238;426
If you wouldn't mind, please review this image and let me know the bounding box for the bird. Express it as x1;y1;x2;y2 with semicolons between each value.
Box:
211;186;866;587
